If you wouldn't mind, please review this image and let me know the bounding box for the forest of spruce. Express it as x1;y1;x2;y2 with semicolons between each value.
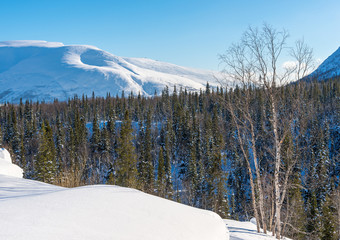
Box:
0;78;339;240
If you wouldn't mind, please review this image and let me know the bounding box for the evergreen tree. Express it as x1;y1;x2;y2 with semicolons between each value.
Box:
138;110;154;193
164;120;173;199
286;171;306;239
306;191;320;237
9;107;20;155
320;194;337;240
91;113;100;153
116;110;137;188
35;120;57;183
157;147;166;197
18;131;26;171
55;115;65;174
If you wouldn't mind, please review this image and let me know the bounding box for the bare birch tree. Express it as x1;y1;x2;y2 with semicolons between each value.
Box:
220;23;314;239
220;43;267;233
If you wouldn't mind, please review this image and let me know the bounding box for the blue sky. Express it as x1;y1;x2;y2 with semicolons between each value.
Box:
1;0;339;70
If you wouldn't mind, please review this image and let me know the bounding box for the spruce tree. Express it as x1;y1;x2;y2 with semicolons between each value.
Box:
55;115;65;174
320;194;337;240
306;191;320;237
164;121;173;199
35;120;57;183
138;110;154;193
91;113;100;154
116;110;137;188
9;107;20;155
157;147;166;197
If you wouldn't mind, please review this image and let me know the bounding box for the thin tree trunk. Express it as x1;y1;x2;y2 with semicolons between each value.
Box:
249;120;267;233
245;155;261;233
228;100;261;233
271;97;282;239
282;195;289;237
337;188;340;238
269;182;275;233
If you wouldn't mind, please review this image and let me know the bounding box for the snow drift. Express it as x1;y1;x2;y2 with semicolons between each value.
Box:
225;219;292;240
0;148;23;178
0;148;229;240
0;40;222;103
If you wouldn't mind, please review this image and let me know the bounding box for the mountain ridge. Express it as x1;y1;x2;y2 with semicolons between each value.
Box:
0;40;222;103
307;46;340;80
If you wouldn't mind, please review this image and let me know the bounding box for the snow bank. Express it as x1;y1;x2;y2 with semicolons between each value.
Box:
0;175;229;240
225;219;291;240
0;148;23;178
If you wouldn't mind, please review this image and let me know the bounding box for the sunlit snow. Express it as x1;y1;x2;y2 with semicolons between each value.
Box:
0;40;223;103
0;148;229;240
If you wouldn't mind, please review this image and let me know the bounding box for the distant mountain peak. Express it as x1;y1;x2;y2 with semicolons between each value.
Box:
0;40;64;48
308;47;340;80
0;41;222;103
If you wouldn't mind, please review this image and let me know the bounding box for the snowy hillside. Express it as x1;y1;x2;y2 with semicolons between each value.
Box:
0;40;222;103
308;47;340;80
0;148;229;240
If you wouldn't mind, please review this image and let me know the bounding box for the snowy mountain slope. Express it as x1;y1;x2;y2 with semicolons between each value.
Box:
0;40;222;103
0;148;229;240
308;47;340;80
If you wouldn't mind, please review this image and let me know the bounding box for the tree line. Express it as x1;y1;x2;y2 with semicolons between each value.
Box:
0;76;339;239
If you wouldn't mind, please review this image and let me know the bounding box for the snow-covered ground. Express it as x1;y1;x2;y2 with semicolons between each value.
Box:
0;40;224;103
0;148;229;240
0;148;23;178
225;219;292;240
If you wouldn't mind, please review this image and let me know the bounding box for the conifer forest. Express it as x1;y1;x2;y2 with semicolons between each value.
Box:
0;77;339;239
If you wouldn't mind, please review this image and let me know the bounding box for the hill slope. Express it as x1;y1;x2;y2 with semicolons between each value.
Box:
308;47;340;80
0;40;221;103
0;148;229;240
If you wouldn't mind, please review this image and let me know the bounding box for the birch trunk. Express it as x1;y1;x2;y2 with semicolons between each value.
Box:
271;96;282;239
250;123;267;233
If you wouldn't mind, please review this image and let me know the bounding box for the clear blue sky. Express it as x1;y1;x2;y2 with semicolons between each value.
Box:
1;0;339;70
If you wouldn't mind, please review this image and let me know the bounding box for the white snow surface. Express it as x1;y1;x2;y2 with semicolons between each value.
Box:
225;219;292;240
0;40;223;103
0;174;229;240
309;47;340;80
0;148;23;178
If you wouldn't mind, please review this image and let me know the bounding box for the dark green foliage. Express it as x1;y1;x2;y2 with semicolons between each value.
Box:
116;110;137;188
157;147;166;197
320;194;337;240
35;120;57;183
137;110;154;193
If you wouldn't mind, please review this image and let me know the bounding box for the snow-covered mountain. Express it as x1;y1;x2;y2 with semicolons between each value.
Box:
0;40;221;103
308;47;340;80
